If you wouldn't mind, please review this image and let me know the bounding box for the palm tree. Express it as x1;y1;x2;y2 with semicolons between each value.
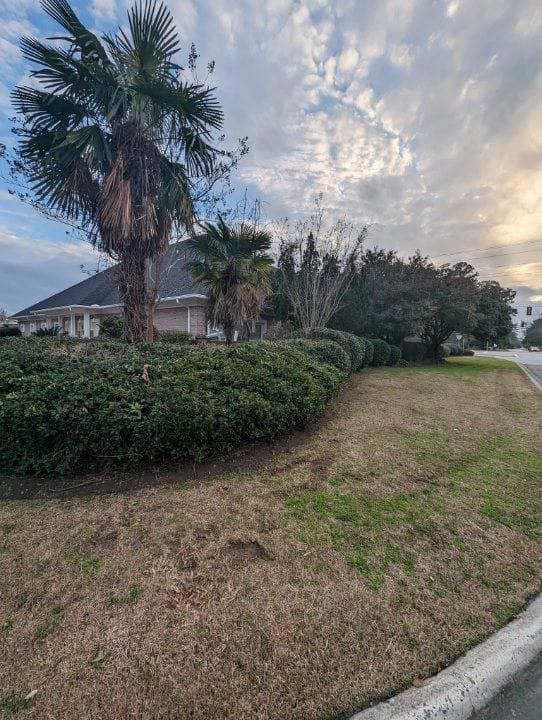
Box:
187;218;274;343
13;0;223;342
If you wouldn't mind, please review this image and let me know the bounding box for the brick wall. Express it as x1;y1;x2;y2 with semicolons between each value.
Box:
153;303;207;336
154;307;189;332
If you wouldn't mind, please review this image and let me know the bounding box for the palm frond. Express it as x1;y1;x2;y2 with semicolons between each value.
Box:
111;0;181;78
131;79;223;131
41;0;111;65
12;87;86;132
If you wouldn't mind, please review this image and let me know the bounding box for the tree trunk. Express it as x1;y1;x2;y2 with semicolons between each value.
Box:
224;321;235;344
116;251;149;343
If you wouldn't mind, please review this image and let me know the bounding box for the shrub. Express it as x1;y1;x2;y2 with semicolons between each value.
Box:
287;339;351;372
0;337;345;477
99;314;124;339
449;346;474;357
387;345;401;365
0;324;21;337
435;343;451;361
307;328;366;371
370;339;391;366
344;334;365;371
33;326;61;337
401;339;426;362
361;338;374;367
158;330;194;345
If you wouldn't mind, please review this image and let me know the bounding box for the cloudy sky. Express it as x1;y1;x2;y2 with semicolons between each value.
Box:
0;0;541;313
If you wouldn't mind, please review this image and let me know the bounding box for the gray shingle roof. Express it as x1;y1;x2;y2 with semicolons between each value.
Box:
12;242;207;318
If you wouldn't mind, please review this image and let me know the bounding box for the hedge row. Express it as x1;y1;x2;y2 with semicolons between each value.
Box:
0;337;345;477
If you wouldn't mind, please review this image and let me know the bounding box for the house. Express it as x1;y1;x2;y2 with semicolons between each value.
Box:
513;303;542;341
11;242;271;340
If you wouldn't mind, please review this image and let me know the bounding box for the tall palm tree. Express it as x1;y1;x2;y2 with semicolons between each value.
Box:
187;218;274;343
13;0;223;342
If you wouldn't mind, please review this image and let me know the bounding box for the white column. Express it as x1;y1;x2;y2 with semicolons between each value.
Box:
187;306;191;334
45;317;52;329
57;315;62;332
83;311;91;339
69;314;76;337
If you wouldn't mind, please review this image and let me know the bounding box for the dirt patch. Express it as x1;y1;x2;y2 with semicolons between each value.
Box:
223;539;273;564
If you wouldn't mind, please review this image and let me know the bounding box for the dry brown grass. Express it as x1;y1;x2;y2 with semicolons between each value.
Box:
1;358;541;719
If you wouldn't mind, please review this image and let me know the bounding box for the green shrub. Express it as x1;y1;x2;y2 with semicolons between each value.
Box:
449;346;474;357
33;326;61;337
344;334;365;371
308;328;364;371
158;330;194;345
435;344;451;361
0;337;344;477
361;338;374;367
370;339;391;366
401;339;426;362
387;345;401;365
0;324;21;337
99;314;124;339
287;339;351;372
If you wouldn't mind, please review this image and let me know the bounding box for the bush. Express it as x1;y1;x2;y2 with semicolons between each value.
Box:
370;339;391;366
387;345;401;365
0;324;21;337
287;339;351;372
99;314;124;339
33;326;61;337
361;338;374;367
158;330;194;345
308;328;364;371
462;349;474;356
401;339;426;362
0;337;345;477
435;343;451;361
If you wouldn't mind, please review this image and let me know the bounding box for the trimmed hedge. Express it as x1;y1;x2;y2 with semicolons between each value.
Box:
387;345;401;366
308;328;364;371
401;339;425;362
158;330;194;345
0;337;345;477
287;338;351;372
370;339;391;366
0;325;21;337
361;338;374;367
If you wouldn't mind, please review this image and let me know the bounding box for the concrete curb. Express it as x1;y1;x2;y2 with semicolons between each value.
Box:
350;593;542;720
517;363;542;392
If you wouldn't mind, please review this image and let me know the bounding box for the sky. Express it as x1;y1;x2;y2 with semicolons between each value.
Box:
0;0;541;314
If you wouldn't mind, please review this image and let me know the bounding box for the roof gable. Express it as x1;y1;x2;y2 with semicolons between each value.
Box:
12;242;207;317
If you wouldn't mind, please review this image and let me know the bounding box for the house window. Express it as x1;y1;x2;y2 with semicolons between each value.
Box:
526;306;532;315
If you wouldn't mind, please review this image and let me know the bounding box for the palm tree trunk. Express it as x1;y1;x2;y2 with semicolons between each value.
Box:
117;251;149;343
224;322;235;344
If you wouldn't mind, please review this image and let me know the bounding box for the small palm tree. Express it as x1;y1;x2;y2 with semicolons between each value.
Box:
187;219;274;343
13;0;223;342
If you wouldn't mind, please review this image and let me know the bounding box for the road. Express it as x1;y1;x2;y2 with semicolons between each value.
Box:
474;350;542;388
471;652;542;720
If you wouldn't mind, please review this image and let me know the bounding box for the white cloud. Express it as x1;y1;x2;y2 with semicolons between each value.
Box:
0;0;541;304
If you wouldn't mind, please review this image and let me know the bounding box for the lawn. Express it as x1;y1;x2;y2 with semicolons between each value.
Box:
0;357;541;719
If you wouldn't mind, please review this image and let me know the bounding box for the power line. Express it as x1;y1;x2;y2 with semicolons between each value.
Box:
426;237;542;260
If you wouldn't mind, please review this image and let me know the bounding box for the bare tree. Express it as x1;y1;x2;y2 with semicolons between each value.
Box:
275;197;367;334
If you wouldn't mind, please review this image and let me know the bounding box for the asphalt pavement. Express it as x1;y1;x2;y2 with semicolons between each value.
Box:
471;652;542;720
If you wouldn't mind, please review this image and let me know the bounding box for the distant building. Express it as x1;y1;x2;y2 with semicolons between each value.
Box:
513;303;542;341
10;241;271;341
